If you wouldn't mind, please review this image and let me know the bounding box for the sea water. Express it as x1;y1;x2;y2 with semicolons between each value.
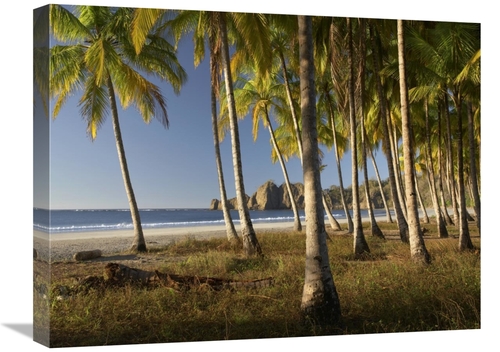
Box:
33;207;392;234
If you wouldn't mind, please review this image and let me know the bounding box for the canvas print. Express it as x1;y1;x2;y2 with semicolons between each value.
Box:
33;3;481;348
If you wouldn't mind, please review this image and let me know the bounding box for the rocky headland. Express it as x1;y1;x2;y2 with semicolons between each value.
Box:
209;180;306;211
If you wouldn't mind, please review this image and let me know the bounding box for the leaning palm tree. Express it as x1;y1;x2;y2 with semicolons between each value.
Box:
298;15;342;326
397;19;430;264
218;12;267;256
49;5;187;252
347;17;370;255
224;66;303;232
132;9;240;243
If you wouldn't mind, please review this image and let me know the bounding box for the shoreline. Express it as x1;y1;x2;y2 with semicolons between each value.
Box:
33;221;298;262
33;210;434;263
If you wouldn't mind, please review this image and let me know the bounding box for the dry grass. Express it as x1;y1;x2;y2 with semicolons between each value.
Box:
33;220;480;347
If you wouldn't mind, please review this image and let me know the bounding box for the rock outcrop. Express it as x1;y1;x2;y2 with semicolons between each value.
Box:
209;195;250;210
210;181;305;211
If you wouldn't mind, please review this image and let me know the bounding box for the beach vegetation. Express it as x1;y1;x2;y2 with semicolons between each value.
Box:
38;221;480;347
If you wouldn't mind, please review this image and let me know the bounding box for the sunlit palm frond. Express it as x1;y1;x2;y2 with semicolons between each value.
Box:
78;74;109;140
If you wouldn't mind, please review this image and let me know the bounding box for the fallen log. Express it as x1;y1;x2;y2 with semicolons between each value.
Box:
73;249;102;261
77;262;275;292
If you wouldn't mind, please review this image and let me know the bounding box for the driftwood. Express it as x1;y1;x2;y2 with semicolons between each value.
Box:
73;249;102;261
70;263;274;294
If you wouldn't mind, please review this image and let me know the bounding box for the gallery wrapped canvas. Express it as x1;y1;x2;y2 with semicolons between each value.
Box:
32;2;481;349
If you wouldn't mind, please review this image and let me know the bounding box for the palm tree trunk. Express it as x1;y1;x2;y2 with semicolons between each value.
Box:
437;101;454;225
219;13;262;256
467;102;480;235
328;108;353;232
415;173;429;223
397;19;430;264
388;113;407;218
369;21;408;243
444;93;459;226
107;76;146;252
454;98;473;250
424;100;448;237
329;20;353;232
264;111;302;232
279;51;303;162
298;15;341;326
358;18;383;239
209;50;239;243
347;17;369;256
369;148;393;223
323;192;341;231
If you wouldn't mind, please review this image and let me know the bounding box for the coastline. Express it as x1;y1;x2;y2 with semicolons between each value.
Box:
32;210;434;263
33;221;298;262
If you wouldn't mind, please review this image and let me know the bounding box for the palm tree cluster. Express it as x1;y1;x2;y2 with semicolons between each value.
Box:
41;5;480;327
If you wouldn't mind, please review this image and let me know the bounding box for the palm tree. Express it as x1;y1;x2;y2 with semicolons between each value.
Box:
218;12;264;256
347;17;370;255
328;17;354;233
357;18;384;239
225;65;303;232
132;9;241;243
397;19;430;264
298;15;341;326
208;31;240;242
49;5;187;252
369;19;409;243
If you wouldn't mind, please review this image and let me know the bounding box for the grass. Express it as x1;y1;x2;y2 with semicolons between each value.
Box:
33;220;480;347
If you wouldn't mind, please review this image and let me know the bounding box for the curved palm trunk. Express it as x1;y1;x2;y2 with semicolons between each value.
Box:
358;18;383;239
397;20;430;264
467;102;480;235
347;17;369;255
209;52;239;242
264;111;302;232
279;51;303;162
323;192;341;231
363;146;384;238
415;173;429;224
219;13;262;256
369;148;393;223
388;114;407;218
444;94;459;226
424;100;448;237
299;15;341;326
437;102;454;225
454;99;473;250
329;21;353;233
107;76;146;252
327;91;353;232
369;22;408;243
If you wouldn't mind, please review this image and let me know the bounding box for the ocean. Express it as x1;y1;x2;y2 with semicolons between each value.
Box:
33;207;392;234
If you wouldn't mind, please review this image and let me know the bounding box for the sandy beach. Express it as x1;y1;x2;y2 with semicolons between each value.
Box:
33;221;298;262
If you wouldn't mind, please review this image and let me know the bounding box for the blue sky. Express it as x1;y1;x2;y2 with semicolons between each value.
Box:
34;7;392;210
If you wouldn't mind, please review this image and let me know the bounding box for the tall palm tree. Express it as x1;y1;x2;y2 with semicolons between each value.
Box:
397;19;430;264
347;17;370;255
49;5;187;252
225;66;303;232
369;19;409;243
208;30;240;242
357;18;384;239
298;15;341;326
132;9;240;243
328;17;354;233
218;12;264;256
